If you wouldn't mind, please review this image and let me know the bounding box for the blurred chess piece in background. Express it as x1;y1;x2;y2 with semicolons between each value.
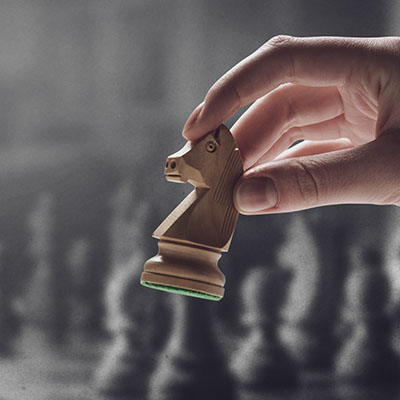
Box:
279;212;337;371
279;208;360;373
384;207;400;358
0;178;39;358
19;193;63;345
95;181;171;398
0;243;21;357
231;265;298;398
149;293;235;400
335;244;400;386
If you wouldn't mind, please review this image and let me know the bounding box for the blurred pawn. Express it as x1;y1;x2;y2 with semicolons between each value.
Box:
20;193;70;344
231;266;298;397
94;252;166;399
149;294;235;400
66;238;106;357
384;207;400;355
278;210;350;371
335;246;400;385
95;182;170;398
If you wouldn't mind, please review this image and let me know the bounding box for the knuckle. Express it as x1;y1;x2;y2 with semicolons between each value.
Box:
266;35;295;49
289;159;320;206
205;83;220;101
262;35;296;80
284;99;299;130
206;72;233;98
206;70;242;108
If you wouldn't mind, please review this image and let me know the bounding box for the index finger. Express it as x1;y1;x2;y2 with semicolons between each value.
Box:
182;35;387;141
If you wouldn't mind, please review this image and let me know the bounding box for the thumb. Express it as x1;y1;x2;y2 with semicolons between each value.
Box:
234;133;400;214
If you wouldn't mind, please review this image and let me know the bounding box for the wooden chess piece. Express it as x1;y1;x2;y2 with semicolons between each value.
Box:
334;245;400;385
231;266;298;397
141;125;243;301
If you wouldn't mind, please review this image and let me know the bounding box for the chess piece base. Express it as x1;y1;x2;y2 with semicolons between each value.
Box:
141;240;225;300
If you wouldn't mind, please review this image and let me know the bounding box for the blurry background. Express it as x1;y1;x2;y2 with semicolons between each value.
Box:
1;1;400;399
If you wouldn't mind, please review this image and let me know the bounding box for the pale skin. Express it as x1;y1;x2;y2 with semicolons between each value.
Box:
182;36;400;214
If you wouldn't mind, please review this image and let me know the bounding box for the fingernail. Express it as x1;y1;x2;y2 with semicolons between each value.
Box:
235;178;278;212
182;102;204;135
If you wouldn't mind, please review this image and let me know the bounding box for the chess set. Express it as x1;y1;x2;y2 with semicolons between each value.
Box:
1;125;399;399
94;125;400;399
96;236;400;400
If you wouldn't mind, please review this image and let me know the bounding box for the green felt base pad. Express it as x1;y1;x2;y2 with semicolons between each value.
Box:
140;281;222;301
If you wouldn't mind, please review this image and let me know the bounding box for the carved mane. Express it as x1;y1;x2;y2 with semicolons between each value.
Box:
212;142;243;237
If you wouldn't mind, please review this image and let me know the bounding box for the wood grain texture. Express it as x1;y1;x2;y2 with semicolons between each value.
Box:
141;125;243;299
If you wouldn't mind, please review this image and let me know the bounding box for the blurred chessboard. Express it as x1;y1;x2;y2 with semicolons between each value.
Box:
1;326;399;400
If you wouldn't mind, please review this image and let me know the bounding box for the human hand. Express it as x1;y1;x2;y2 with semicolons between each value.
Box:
182;36;400;214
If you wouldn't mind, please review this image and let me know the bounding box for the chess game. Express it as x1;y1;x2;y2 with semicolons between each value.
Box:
1;172;400;399
0;2;399;400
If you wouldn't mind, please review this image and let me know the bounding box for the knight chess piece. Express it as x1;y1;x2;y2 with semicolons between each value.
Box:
334;245;400;385
141;125;243;301
149;294;235;400
231;266;298;397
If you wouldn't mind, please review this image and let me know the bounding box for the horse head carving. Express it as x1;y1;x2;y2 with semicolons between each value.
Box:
141;125;243;300
164;126;240;189
156;125;243;249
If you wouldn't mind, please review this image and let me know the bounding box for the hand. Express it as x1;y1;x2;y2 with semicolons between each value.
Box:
182;36;400;214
